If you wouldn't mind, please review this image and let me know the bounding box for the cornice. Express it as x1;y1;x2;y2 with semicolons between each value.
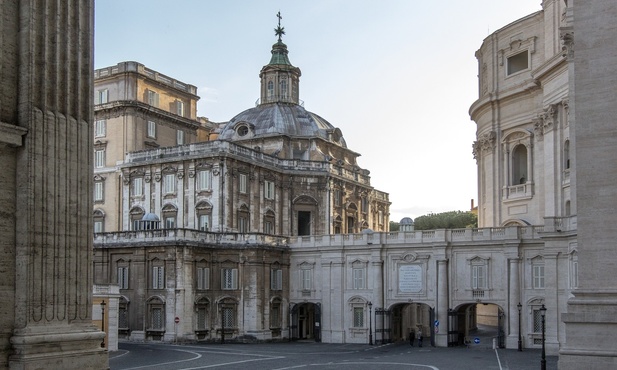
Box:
94;100;201;130
0;121;28;147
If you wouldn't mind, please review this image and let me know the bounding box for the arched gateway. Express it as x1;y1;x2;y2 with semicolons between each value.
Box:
448;303;505;348
290;302;321;342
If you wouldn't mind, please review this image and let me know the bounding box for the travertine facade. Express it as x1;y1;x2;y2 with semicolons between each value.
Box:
0;1;107;368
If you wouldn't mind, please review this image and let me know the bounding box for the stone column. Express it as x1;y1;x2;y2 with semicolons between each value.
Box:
507;257;521;349
1;1;108;368
560;1;617;368
435;259;449;347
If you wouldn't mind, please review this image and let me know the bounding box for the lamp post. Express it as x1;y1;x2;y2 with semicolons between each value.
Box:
517;302;522;351
368;301;373;345
540;304;547;370
100;300;106;348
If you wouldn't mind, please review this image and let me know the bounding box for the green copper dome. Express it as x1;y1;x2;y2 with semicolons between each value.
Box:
268;41;293;66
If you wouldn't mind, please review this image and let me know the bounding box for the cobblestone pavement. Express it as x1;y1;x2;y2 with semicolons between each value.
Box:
110;341;558;370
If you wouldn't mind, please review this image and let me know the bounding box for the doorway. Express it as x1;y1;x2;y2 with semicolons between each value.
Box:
290;302;321;342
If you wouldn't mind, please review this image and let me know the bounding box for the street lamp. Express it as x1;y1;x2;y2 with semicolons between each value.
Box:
540;304;547;370
368;301;373;345
100;300;106;348
517;302;522;351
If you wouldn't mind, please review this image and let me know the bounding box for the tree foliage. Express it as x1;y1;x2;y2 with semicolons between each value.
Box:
413;210;477;230
389;221;400;232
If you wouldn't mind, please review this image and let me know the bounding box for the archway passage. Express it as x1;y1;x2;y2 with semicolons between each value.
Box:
448;303;505;348
290;302;321;342
389;303;434;347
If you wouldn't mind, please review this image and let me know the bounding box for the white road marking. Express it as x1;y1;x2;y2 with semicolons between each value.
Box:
494;348;503;370
273;362;439;370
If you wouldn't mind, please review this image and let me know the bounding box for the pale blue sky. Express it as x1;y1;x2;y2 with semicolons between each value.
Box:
95;0;542;222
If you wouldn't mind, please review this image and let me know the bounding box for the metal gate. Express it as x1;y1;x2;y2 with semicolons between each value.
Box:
375;308;391;344
447;309;462;347
289;303;321;342
289;303;298;341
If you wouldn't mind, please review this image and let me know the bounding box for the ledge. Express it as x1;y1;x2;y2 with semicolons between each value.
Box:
0;121;28;147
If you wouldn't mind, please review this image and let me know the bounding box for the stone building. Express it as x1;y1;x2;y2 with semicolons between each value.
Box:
93;61;215;232
93;19;390;343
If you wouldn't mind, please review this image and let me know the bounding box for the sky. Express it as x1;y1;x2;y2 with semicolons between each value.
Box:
95;0;542;223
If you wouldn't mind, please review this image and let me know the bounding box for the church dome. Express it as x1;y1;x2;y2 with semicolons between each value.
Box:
218;103;347;147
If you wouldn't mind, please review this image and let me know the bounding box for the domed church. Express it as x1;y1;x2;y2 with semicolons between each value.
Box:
92;15;390;343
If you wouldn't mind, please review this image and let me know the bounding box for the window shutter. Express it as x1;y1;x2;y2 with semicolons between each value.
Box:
232;268;238;290
276;269;282;290
197;267;204;290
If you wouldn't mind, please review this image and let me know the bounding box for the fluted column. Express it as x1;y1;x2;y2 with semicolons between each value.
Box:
4;1;108;368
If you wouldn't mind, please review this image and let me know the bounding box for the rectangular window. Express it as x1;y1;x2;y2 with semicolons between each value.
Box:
221;268;238;290
147;90;159;107
353;307;364;328
95;119;106;137
572;261;578;288
362;197;369;213
264;180;275;200
222;307;234;329
238;216;248;233
176;130;185;145
94;220;104;233
353;268;365;289
147;120;156;138
301;269;312;291
95;149;105;168
197;267;210;290
507;50;529;76
164;217;175;229
164;174;175;194
198;170;211;191
472;265;487;289
533;265;545;289
176;100;184;116
271;304;280;328
133;177;143;197
239;173;248;194
264;220;273;234
533;308;543;333
117;266;129;289
197;307;207;330
151;307;163;329
334;189;342;206
152;266;164;289
199;214;210;231
94;181;104;202
271;269;283;290
97;89;108;104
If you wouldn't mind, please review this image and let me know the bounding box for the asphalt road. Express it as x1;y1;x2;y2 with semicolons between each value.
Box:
109;341;558;370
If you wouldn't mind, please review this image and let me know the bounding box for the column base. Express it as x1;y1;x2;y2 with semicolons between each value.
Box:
9;324;108;370
559;290;617;370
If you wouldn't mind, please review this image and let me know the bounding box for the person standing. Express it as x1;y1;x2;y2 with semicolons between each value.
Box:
409;330;415;346
416;327;423;347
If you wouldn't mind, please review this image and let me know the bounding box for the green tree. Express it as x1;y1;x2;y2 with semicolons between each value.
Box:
389;221;400;232
413;210;477;230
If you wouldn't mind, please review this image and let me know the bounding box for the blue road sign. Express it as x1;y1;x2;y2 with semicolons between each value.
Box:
434;320;439;327
474;337;480;344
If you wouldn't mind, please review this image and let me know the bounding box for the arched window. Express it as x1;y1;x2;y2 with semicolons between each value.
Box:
280;79;288;100
129;206;145;230
564;140;570;170
267;80;274;100
195;297;210;339
237;204;249;233
118;296;130;337
512;144;528;185
195;200;213;231
264;209;275;235
146;296;165;339
93;209;105;233
565;200;571;216
161;203;178;229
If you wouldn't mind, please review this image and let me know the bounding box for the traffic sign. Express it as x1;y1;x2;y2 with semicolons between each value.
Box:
434;320;439;327
474;337;480;344
174;317;180;324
